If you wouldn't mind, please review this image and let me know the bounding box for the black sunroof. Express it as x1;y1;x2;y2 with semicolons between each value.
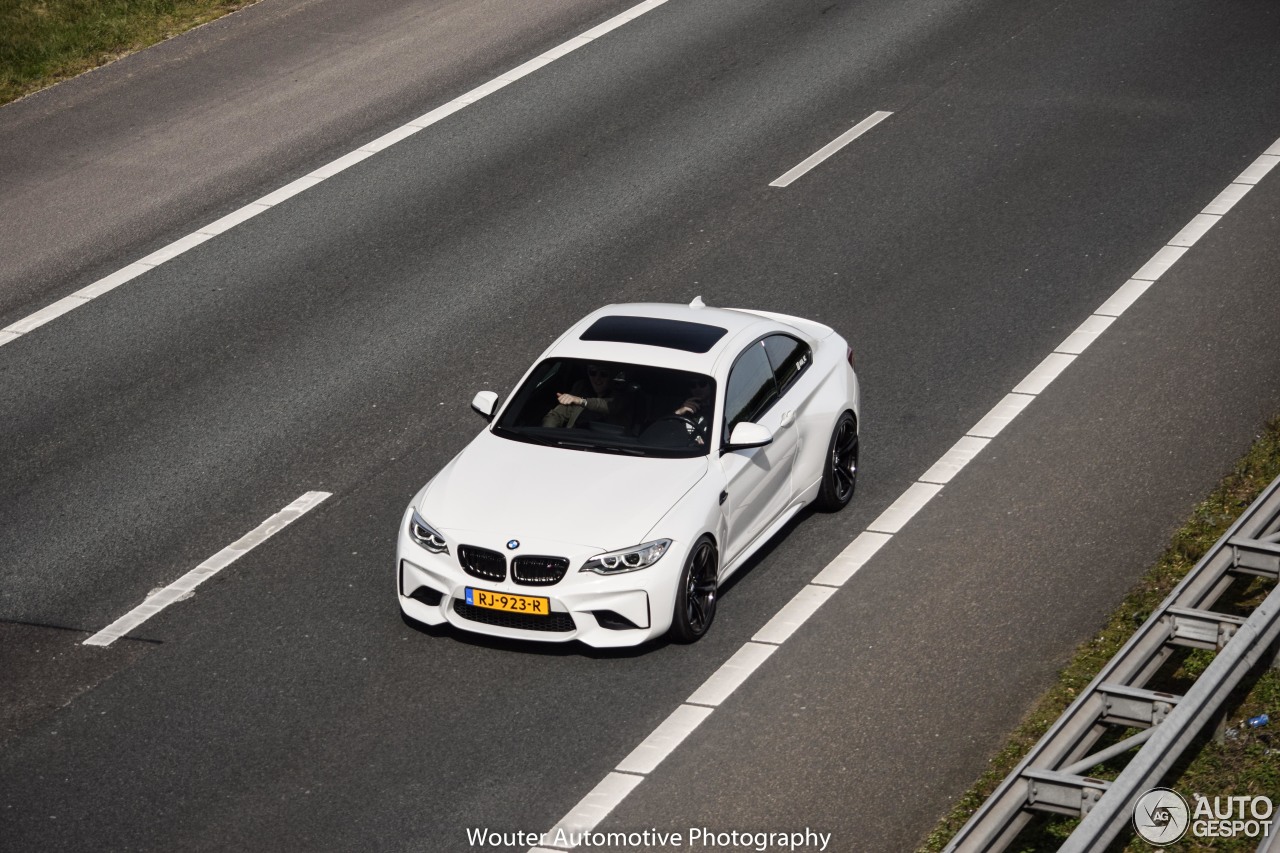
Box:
580;316;729;354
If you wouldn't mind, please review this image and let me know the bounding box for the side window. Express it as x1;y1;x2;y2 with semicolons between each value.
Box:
762;334;811;396
724;342;779;432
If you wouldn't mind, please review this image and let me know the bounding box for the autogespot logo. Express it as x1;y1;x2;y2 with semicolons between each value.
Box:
1134;788;1190;846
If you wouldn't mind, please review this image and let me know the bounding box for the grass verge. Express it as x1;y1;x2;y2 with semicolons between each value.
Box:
919;414;1280;852
0;0;259;106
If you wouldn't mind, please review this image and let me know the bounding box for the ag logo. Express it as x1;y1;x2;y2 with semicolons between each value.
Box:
1133;788;1189;845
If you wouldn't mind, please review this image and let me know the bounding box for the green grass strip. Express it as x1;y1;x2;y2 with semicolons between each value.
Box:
920;414;1280;853
0;0;259;105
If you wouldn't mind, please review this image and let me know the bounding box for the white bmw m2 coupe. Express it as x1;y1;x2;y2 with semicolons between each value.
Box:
397;300;859;647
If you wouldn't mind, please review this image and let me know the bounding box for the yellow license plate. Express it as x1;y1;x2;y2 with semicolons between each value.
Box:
465;587;551;615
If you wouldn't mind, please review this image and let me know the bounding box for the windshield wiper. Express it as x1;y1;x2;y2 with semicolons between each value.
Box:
554;440;645;456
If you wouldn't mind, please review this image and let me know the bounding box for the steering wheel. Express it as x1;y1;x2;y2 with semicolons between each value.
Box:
640;415;704;447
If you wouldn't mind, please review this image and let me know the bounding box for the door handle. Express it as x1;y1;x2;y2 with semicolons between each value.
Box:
779;410;796;428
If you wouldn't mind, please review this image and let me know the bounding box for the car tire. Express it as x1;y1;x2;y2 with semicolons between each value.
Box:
669;536;718;643
815;411;858;512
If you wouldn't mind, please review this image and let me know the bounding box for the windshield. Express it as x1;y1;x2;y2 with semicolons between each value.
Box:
492;358;717;458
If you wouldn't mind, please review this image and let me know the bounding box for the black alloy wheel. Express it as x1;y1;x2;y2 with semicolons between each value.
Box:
816;411;858;511
670;536;718;642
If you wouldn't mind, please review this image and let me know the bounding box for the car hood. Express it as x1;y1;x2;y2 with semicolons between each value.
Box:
418;430;709;550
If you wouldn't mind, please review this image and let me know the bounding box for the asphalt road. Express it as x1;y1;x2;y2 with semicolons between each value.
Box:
2;0;1279;850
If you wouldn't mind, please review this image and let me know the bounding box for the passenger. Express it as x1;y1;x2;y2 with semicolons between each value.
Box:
542;364;632;428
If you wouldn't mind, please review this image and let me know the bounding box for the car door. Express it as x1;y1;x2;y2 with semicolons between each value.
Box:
719;338;800;567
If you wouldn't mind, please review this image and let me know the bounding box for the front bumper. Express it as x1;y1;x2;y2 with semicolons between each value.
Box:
395;516;680;648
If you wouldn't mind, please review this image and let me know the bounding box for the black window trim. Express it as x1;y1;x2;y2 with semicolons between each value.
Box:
720;335;782;451
719;333;817;452
762;333;814;398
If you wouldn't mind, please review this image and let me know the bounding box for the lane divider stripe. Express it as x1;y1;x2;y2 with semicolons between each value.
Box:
83;491;331;646
529;132;1280;850
770;110;893;188
686;642;777;707
616;704;714;775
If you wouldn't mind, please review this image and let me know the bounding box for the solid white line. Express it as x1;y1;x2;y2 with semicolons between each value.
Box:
615;704;714;774
770;111;893;188
137;232;214;266
74;263;154;299
919;436;991;487
753;585;837;644
811;530;894;587
6;295;90;334
360;125;425;154
256;174;325;207
197;205;271;237
1;0;675;351
83;491;330;646
866;482;943;535
687;642;777;707
310;148;377;179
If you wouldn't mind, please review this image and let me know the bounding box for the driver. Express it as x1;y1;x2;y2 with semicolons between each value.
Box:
675;377;712;420
673;376;713;444
541;364;632;429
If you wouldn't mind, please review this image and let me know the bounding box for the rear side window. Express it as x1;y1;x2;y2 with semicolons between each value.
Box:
762;334;811;395
724;342;779;432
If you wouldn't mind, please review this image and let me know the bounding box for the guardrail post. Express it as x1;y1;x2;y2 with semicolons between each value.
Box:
1213;708;1230;745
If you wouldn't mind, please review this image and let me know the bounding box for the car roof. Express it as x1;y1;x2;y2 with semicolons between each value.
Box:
545;302;785;373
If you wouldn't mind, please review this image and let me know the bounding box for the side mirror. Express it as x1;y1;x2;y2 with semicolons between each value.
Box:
725;422;773;451
471;391;499;421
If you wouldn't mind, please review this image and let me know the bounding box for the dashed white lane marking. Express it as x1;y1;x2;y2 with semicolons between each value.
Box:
83;492;330;646
867;482;944;534
769;110;893;188
0;0;676;350
529;133;1280;851
811;531;892;587
1096;279;1154;317
616;704;714;774
919;437;991;487
752;585;836;644
969;392;1035;439
1056;314;1115;355
1013;352;1075;396
1132;245;1188;282
686;642;777;707
543;772;644;844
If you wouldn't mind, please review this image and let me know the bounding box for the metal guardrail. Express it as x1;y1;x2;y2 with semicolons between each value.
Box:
945;474;1280;852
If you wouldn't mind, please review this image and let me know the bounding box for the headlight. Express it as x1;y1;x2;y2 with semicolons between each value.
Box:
580;539;672;575
408;509;449;554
